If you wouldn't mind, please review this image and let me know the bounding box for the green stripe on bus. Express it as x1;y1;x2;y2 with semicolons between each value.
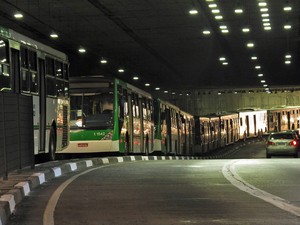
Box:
70;129;113;141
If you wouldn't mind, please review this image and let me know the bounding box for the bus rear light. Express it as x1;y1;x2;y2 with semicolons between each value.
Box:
289;140;298;146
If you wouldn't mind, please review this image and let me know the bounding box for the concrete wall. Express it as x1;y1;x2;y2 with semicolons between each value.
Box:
157;89;300;115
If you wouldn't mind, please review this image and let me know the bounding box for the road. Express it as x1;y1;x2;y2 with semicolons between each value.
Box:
7;140;300;225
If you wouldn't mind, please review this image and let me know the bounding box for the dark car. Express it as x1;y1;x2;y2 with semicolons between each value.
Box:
266;131;299;158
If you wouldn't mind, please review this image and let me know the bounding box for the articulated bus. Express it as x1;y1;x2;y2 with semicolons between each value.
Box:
0;25;70;161
63;76;154;155
64;76;195;156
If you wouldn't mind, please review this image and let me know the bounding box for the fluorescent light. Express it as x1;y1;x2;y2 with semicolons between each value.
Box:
263;23;271;26
261;80;266;83
262;18;270;22
133;76;139;80
284;6;292;11
78;48;86;53
258;2;267;7
14;12;23;19
260;8;268;12
255;65;261;69
284;24;292;30
285;60;291;64
285;54;292;58
235;8;243;14
251;56;257;60
118;68;125;73
208;4;217;8
189;9;198;15
261;13;269;17
203;30;211;35
222;62;228;65
155;87;160;90
145;83;150;86
221;29;229;33
215;15;223;20
242;27;250;33
50;32;58;38
219;57;226;61
247;42;254;48
100;58;107;64
264;26;272;30
258;74;263;77
212;9;220;14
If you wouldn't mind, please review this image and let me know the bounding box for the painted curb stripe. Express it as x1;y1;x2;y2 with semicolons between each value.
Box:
85;160;93;167
32;173;46;184
15;182;30;196
52;167;62;177
67;163;77;171
0;194;15;214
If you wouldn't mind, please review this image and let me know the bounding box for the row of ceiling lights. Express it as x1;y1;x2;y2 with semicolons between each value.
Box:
189;0;294;94
11;2;295;97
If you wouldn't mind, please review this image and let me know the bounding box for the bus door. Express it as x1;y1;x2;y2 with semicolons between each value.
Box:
38;58;46;153
126;93;134;154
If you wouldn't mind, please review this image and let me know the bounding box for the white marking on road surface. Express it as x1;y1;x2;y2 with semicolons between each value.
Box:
222;160;300;217
43;166;107;225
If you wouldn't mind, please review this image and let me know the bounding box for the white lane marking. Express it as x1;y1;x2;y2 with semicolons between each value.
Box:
222;160;300;217
43;166;107;225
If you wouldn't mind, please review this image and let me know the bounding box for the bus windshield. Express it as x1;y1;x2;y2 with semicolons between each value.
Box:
70;92;114;129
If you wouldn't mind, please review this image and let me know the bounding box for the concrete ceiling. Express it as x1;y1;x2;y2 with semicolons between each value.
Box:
1;0;299;92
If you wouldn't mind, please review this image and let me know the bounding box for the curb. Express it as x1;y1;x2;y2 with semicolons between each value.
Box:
0;155;198;225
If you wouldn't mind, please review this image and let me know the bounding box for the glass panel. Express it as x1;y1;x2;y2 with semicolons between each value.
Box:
0;39;9;64
0;64;11;91
46;76;56;96
30;72;38;93
46;57;54;76
63;63;69;80
55;60;63;78
28;50;37;71
21;70;30;92
57;79;65;97
20;47;28;69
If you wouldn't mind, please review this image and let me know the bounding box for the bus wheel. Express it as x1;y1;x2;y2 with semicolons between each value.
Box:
49;127;56;161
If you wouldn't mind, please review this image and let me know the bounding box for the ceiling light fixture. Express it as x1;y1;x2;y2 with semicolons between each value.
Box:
242;27;250;33
202;30;211;35
14;11;23;19
189;9;198;15
78;47;86;53
234;8;243;14
208;4;217;8
145;83;150;87
258;2;267;7
284;24;292;30
118;68;125;73
133;76;139;80
251;56;258;60
247;42;255;48
155;87;160;91
215;15;223;20
100;58;107;64
50;32;58;39
283;6;292;12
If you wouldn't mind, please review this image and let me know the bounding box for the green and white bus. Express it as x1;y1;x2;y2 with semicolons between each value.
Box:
0;25;69;161
62;76;154;154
